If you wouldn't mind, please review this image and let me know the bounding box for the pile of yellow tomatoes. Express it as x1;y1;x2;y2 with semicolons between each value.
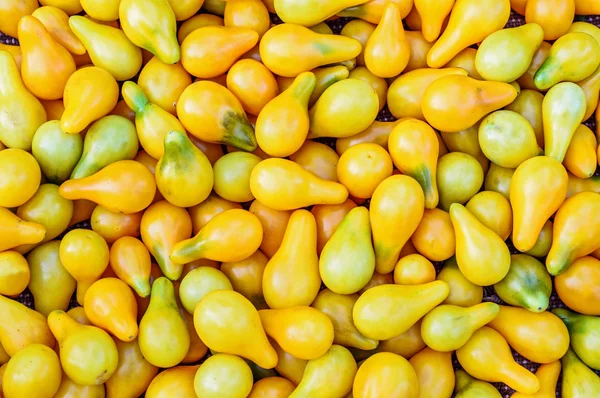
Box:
0;0;599;396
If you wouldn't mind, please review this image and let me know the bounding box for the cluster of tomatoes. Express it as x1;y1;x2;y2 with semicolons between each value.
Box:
0;0;600;397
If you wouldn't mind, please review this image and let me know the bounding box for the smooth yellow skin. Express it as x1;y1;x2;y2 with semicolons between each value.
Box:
437;257;482;307
165;0;204;20
488;306;569;364
319;207;375;294
505;89;545;147
177;81;257;151
427;0;510;68
28;241;76;315
336;120;401;155
248;377;295;398
256;72;315;157
0;52;46;150
69;16;142;81
415;0;454;42
139;277;190;367
138;57;190;116
443;48;482;79
0;294;55;357
512;361;561;398
440;124;489;173
534;32;600;90
567;173;600;198
290;345;357;398
437;152;484;211
59;160;157;215
105;339;158;398
369;175;424;273
156;130;213;207
547;192;600;275
340;19;376;66
181;26;258;78
409;347;455;398
122;81;185;159
450;203;510;286
312;289;378;351
564;124;597;178
84;278;139;342
278;65;350;108
224;0;270;38
422;75;518;133
227;58;278;116
568;21;600;46
578;65;600;122
271;339;307;385
16;184;73;252
0;0;39;38
221;250;268;309
108;237;151;297
171;208;262;264
260;23;362;77
457;327;540;394
494;254;552;313
0;149;40;208
250;158;348;210
517;41;551;90
259;306;334;360
373;320;426;360
262;209;320;308
393;254;436;285
0;251;29;296
553;308;600;370
478;110;540;169
0;206;46;252
119;0;179;64
146;365;198;398
337;0;414;23
388;119;439;209
61;66;119;134
388;67;467;121
353;281;449;341
48;310;118;385
353;352;418;398
475;23;544;82
194;290;278;369
525;219;554;258
274;0;366;26
53;373;106;398
3;344;61;398
140;201;192;280
454;370;502;398
248;200;290;258
178;13;223;43
364;2;410;78
80;0;119;20
404;31;433;72
32;6;85;55
32;120;83;185
510;156;568;253
337;143;392;199
39;0;82;14
465;191;512;241
290;140;339;182
59;229;109;304
19;15;76;101
411;208;455;262
484;163;514;200
309;78;379;139
349;66;387;111
421;302;499;352
194;354;253;398
179;266;232;314
561;347;600;398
